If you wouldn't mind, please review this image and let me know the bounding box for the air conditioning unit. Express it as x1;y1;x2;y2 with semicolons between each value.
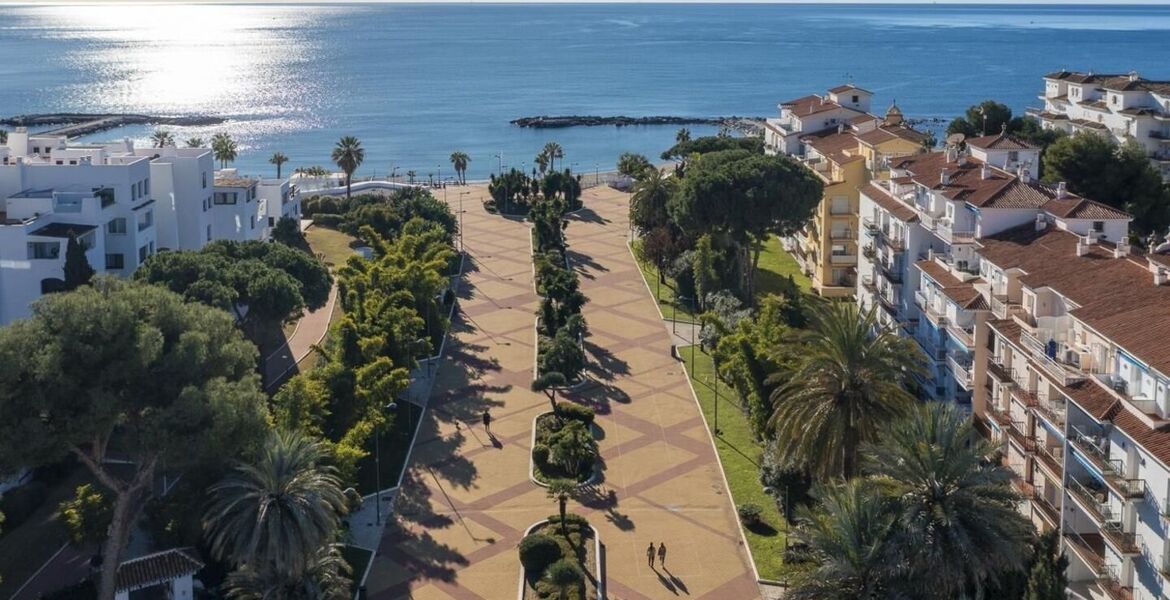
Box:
1077;350;1094;371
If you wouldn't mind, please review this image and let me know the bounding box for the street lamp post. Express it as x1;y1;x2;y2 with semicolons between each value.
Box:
459;191;470;252
494;153;503;176
594;163;599;186
713;363;720;435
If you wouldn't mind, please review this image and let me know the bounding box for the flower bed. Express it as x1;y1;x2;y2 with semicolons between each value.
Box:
518;515;599;600
531;404;599;486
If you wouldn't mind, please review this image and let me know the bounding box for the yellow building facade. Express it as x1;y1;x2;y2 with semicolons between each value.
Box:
793;107;926;297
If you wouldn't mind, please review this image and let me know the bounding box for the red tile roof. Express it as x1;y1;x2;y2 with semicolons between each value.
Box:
116;548;203;593
828;83;872;95
862;182;918;223
856;124;928;146
780;95;852;118
916;259;984;305
966;131;1036;151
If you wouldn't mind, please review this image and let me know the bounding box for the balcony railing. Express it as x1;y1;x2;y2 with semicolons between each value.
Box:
830;229;853;240
1069;427;1145;499
862;217;879;233
1006;422;1035;453
1035;396;1068;428
1067;476;1119;525
1092;372;1161;416
947;355;973;389
1031;489;1061;525
1010;385;1039;408
1019;330;1088;385
987;360;1017;387
830;253;857;265
985;398;1012;427
877;260;902;284
1035;443;1064;476
947;322;975;348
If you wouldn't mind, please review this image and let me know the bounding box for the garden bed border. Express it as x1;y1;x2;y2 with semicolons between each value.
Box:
528;410;602;489
515;518;605;600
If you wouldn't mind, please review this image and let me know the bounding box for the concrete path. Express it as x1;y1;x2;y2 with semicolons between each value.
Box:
263;283;338;390
365;184;758;599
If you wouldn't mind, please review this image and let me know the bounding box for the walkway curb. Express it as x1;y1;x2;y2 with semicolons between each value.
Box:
527;411;602;489
515;519;605;600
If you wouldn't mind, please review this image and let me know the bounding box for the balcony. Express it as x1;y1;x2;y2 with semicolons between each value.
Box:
987;360;1017;387
1034;396;1068;428
1009;385;1039;408
1069;427;1145;499
985;396;1012;427
876;260;902;284
829;229;854;240
862;217;879;233
946;355;973;390
830;253;857;266
1005;422;1035;454
946;322;975;348
877;228;905;251
938;225;977;245
1067;477;1136;553
1092;372;1161;417
1064;533;1134;600
1031;489;1061;526
1019;329;1088;386
1035;443;1064;478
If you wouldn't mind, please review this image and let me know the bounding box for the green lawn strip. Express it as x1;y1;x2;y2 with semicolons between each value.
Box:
305;225;361;269
680;346;789;582
355;402;424;496
0;468;96;598
342;544;374;597
629;240;698;324
756;235;811;295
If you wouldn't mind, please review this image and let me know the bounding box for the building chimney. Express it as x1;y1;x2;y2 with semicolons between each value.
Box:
838;123;845;134
1056;181;1068;199
1017;164;1031;184
945;146;958;163
1035;213;1047;232
1077;240;1090;256
1129;70;1140;82
1156;267;1168;286
981;163;991;180
957;151;968;167
1114;240;1130;258
940;168;950;186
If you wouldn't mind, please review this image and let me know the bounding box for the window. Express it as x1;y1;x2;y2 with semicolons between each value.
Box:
138;210;153;231
248;188;256;201
138;244;149;263
213;192;237;205
28;242;60;260
107;218;127;235
1093;221;1105;232
144;179;149;196
250;215;255;230
206;225;212;242
852;95;859;103
202;172;207;189
1008;150;1019;162
831;244;848;256
131;185;137;201
268;217;275;227
105;253;124;270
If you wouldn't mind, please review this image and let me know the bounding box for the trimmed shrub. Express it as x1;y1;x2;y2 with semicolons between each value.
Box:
737;503;763;526
311;213;345;228
0;480;47;529
555;401;594;426
532;443;551;466
519;533;563;574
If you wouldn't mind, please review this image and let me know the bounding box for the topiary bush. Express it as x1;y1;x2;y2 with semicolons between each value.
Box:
519;532;564;575
532;443;551;466
555;401;594;426
737;503;763;527
311;213;345;228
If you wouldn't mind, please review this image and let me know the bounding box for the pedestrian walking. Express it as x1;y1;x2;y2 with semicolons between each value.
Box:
657;542;667;567
482;408;492;434
646;542;655;567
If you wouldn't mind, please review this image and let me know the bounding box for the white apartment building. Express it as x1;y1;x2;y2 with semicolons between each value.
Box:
855;132;1127;405
1028;70;1170;180
0;128;299;324
763;84;875;156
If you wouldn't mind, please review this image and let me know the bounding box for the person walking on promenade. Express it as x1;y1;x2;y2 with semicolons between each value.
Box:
646;542;656;567
657;542;667;567
482;408;492;434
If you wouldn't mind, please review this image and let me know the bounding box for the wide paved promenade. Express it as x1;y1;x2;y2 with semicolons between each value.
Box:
366;184;759;600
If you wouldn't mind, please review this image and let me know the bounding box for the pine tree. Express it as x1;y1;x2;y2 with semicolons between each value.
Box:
63;232;95;290
1024;530;1068;600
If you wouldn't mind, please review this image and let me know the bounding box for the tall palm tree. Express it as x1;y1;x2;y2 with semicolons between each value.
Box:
185;137;204;148
269;152;289;179
675;128;691;144
150;130;174;148
534;152;549;175
223;543;351;600
785;480;905;600
211;133;238;169
406;170;416;185
0;129;7;144
766;303;922;480
449;151;470;184
203;430;348;579
541;142;564;171
629;167;675;232
546;479;576;533
865;403;1032;597
330;136;364;200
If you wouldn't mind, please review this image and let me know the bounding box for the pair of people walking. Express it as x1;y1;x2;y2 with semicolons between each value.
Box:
646;542;667;568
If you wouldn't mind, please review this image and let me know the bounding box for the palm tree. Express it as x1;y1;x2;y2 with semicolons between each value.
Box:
406;170;416;185
675;128;691;144
449;151;470;184
330;136;364;201
546;479;576;533
785;480;904;600
543;560;583;600
0;129;7;144
534;152;550;175
203;430;349;579
269;152;289;179
541;142;564;171
211;133;238;169
629;167;675;232
865;403;1032;597
766;303;922;480
150;130;174;148
223;543;351;600
185;137;204;148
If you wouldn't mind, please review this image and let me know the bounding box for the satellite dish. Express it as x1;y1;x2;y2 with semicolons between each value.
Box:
946;133;966;146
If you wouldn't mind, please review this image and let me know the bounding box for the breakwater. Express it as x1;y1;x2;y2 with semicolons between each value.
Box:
1;113;226;138
512;115;764;130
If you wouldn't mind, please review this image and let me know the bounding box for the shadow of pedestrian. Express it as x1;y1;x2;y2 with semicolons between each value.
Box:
655;569;680;595
663;567;689;595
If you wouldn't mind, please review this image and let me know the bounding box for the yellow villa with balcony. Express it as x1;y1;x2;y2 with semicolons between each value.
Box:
792;104;928;297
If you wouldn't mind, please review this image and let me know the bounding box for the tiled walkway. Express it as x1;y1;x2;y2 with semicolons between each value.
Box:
365;185;759;600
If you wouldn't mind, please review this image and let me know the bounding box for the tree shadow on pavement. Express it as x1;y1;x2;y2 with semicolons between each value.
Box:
381;517;468;584
584;340;629;382
563;381;630;417
568;208;610;225
567;249;609;280
578;484;634;532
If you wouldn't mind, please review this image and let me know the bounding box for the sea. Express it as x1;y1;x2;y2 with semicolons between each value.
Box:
1;3;1169;180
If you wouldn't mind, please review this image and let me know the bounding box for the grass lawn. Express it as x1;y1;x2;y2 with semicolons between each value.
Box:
756;235;811;296
680;346;790;582
629;239;698;323
355;402;424;496
0;467;96;598
306;225;361;269
342;544;374;597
